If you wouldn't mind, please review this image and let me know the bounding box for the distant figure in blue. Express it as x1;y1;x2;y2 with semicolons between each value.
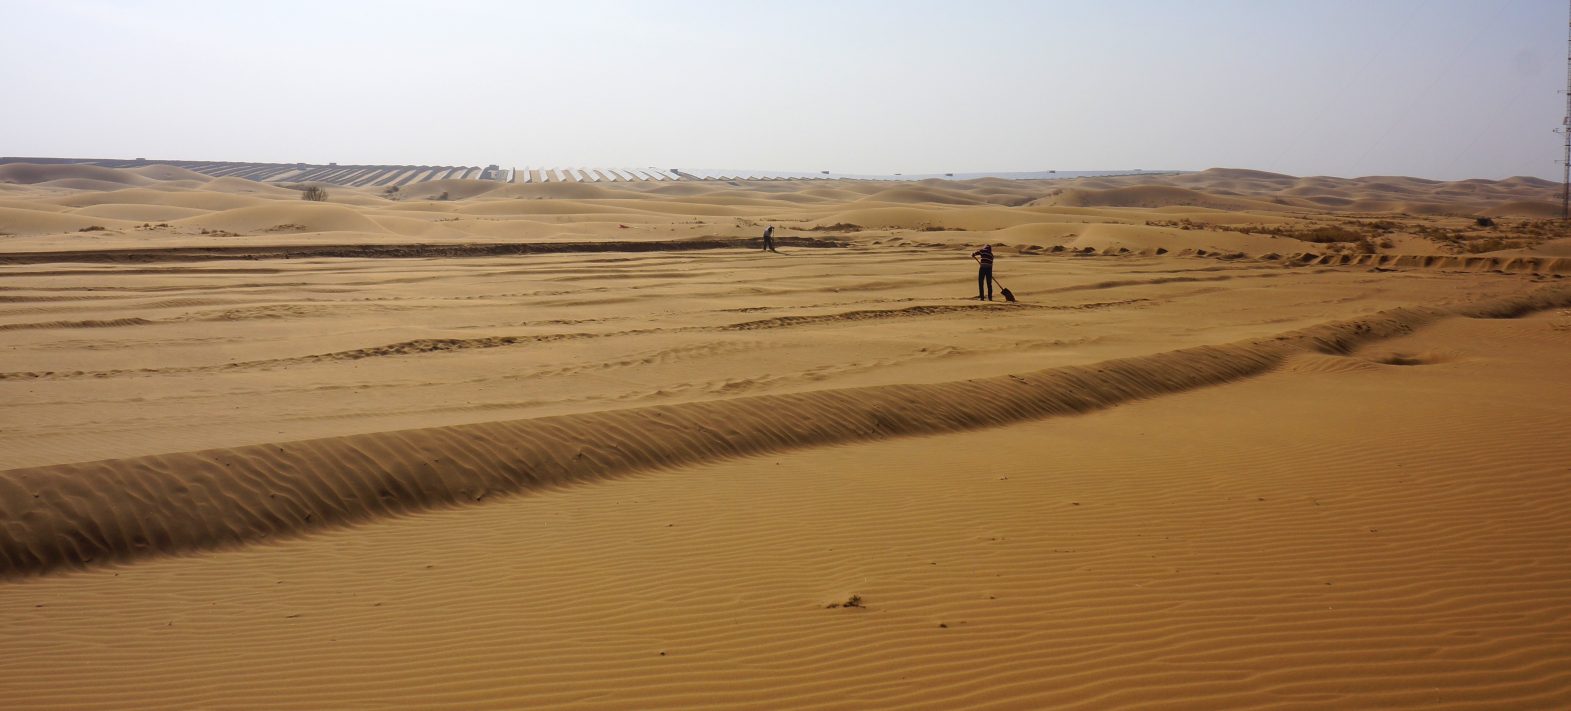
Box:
972;244;995;300
762;225;777;252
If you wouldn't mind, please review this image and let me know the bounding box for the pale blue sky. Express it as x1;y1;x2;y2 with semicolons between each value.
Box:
3;0;1565;179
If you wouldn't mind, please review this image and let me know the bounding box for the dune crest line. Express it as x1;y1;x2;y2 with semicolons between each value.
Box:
0;237;847;266
1296;252;1571;275
2;286;1568;578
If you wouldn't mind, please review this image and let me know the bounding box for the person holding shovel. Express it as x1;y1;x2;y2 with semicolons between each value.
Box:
761;225;777;252
972;244;995;301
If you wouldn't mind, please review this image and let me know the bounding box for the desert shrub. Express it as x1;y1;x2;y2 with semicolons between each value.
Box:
301;186;327;202
1464;237;1511;253
383;184;400;195
1475;217;1495;228
437;191;450;201
1298;226;1363;244
826;594;864;609
78;225;107;232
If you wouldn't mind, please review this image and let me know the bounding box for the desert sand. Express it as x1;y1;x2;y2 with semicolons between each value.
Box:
1;163;1569;709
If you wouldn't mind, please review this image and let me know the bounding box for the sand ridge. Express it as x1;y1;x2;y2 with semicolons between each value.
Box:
1;309;1568;709
1;163;1562;260
3;285;1568;577
3;162;1571;708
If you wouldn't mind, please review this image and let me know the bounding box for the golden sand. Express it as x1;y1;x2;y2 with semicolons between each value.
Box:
1;163;1568;708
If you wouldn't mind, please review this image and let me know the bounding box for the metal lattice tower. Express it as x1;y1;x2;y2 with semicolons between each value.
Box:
1562;0;1571;219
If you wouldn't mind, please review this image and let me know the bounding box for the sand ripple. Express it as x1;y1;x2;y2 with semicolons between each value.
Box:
3;286;1567;577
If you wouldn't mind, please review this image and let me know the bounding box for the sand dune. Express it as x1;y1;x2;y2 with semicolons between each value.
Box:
0;162;150;186
68;204;211;222
3;165;1571;709
860;186;987;205
125;164;214;181
489;181;630;200
1041;185;1285;211
174;202;390;234
1533;237;1571;256
199;176;302;196
49;187;265;210
3;310;1566;709
1488;200;1562;218
0;205;141;234
393;177;505;201
1099;167;1562;217
33;178;147;191
3;285;1565;577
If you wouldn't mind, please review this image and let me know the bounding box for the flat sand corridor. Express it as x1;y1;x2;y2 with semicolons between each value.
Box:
2;166;1570;708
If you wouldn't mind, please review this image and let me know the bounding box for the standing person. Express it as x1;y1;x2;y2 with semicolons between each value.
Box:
762;225;776;252
972;244;995;300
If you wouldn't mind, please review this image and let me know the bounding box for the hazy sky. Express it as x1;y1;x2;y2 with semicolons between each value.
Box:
4;0;1566;179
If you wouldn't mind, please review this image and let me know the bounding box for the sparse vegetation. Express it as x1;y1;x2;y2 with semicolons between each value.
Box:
803;222;863;232
199;228;240;237
434;191;451;201
1298;226;1365;244
826;594;864;609
1463;237;1512;254
78;225;107;232
301;186;328;202
1144;216;1556;256
383;184;400;196
136;223;173;231
265;223;309;232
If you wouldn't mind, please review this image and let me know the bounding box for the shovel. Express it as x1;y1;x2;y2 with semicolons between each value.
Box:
974;256;1017;302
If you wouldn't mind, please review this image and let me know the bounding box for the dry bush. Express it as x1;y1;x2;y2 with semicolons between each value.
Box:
1298;226;1365;244
1463;237;1514;254
803;223;863;232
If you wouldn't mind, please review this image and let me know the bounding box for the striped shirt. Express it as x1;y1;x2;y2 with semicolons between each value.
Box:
973;248;994;267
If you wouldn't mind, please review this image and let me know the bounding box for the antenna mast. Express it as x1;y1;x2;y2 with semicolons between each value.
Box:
1562;0;1570;219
